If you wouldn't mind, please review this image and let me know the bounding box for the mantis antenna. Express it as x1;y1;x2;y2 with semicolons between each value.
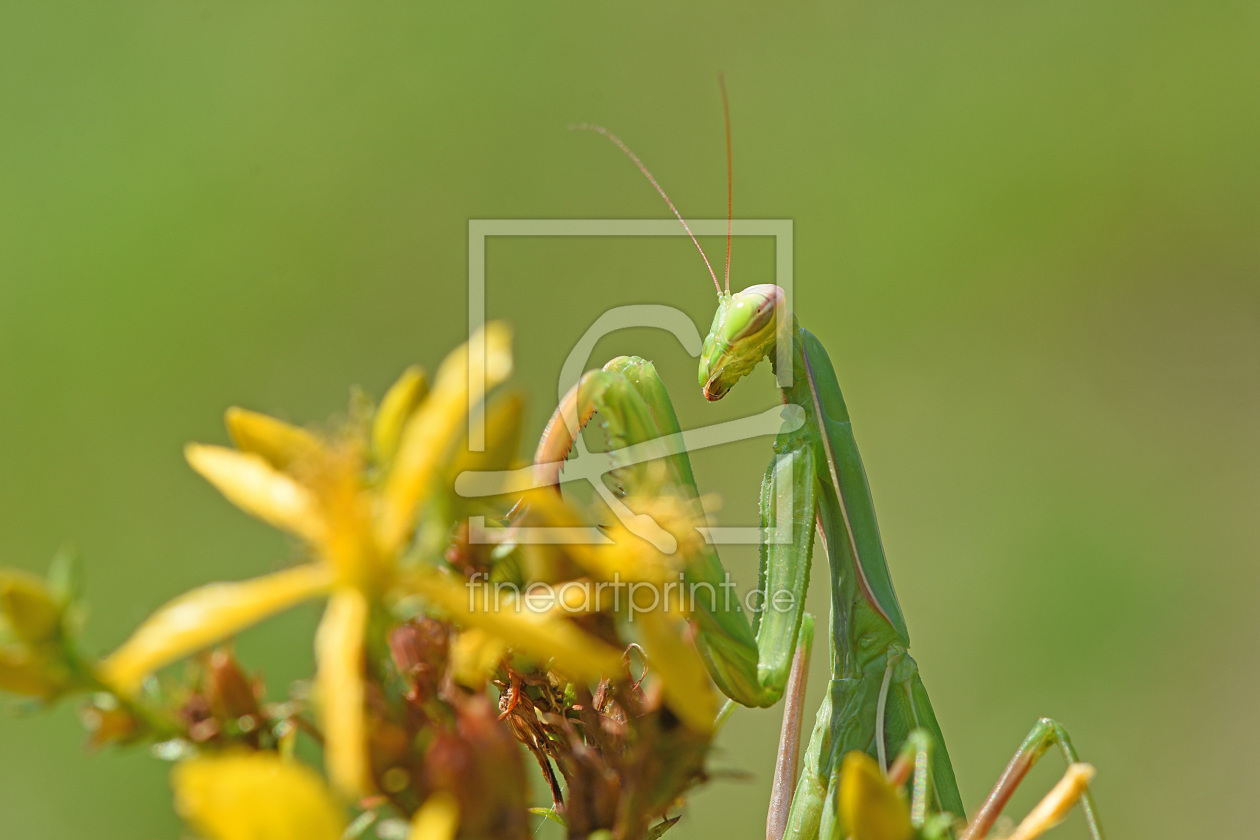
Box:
719;74;733;294
570;122;723;296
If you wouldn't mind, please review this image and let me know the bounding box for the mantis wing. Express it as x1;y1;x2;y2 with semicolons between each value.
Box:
799;328;909;644
799;330;966;819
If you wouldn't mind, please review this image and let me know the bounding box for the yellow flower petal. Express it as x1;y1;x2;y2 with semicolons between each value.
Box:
411;571;621;683
172;752;347;840
187;444;324;544
450;628;508;688
518;491;672;584
636;609;717;734
373;365;429;465
101;564;334;695
377;323;513;553
315;588;371;798
445;389;525;482
408;791;459;840
224;407;322;472
838;750;914;840
1007;763;1096;840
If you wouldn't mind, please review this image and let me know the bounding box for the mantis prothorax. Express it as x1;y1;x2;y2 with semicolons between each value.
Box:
532;95;1104;839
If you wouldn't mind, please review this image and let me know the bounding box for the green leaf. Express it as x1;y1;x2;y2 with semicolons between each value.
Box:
528;808;567;829
47;545;83;607
646;815;681;839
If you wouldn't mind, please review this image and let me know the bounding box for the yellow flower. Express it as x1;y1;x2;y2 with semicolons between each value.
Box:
408;791;459;840
520;488;720;733
102;324;513;795
838;751;914;840
101;323;625;795
449;627;509;688
100;564;334;693
414;571;622;683
172;752;347;840
314;588;369;797
633;608;716;733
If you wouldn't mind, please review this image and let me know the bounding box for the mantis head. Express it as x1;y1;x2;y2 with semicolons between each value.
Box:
698;284;785;401
576;90;784;404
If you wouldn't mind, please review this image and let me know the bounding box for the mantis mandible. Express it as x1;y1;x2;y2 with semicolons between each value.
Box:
531;97;1105;839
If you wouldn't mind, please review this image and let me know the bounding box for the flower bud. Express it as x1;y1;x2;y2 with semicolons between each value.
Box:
0;570;62;643
224;408;321;471
80;693;141;750
206;648;262;721
388;618;449;706
373;365;429;465
424;696;529;840
0;645;68;699
839;750;914;840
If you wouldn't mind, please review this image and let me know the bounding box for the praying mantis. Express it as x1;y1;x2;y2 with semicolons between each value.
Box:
528;104;1106;840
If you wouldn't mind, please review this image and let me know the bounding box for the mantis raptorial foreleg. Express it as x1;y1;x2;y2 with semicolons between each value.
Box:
530;355;814;712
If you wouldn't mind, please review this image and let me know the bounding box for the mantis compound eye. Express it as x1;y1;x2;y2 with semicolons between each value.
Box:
729;284;784;342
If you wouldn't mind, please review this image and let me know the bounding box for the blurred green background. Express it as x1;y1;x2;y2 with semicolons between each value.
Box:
1;2;1257;837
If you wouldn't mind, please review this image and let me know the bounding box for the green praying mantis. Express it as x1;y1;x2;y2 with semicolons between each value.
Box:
525;109;1106;840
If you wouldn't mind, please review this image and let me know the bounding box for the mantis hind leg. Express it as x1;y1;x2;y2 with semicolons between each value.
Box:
873;727;1097;840
886;729;937;831
958;718;1104;840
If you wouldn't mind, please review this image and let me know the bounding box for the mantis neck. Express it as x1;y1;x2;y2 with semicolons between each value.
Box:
771;318;812;412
